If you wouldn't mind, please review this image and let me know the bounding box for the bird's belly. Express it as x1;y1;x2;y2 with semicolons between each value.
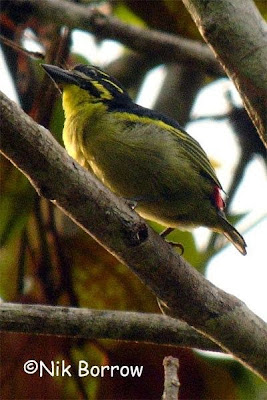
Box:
135;199;200;228
88;153;203;228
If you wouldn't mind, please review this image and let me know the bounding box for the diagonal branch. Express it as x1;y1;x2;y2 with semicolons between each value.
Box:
0;91;266;379
8;0;223;76
182;0;267;147
0;303;222;352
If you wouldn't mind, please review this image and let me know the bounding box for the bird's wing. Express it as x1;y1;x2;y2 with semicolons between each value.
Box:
168;125;222;189
112;106;222;189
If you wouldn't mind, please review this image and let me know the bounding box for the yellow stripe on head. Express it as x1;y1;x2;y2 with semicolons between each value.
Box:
92;81;113;100
102;78;124;94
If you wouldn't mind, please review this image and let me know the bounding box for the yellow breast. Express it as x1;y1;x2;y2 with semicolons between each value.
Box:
62;84;107;169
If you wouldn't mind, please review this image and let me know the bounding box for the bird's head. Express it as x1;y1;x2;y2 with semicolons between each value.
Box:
42;64;131;107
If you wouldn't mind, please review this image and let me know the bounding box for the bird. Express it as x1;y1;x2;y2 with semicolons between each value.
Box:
42;63;247;255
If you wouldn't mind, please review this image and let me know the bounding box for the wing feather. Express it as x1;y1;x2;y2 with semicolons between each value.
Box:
113;109;222;189
168;125;222;188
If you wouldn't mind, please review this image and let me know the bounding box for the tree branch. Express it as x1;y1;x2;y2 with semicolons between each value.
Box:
182;0;267;147
8;0;223;76
153;64;204;125
1;91;266;380
162;356;180;400
0;303;223;352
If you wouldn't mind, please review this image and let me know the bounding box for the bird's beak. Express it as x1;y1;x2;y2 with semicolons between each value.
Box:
42;64;79;86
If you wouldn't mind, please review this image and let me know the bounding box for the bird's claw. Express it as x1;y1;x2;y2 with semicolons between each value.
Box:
166;240;184;255
159;227;184;254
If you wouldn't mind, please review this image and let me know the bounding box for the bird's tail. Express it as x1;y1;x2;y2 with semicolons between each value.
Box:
219;216;247;255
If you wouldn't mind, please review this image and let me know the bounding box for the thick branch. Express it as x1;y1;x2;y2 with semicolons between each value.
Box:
9;0;223;76
182;0;267;147
0;303;222;352
1;91;266;379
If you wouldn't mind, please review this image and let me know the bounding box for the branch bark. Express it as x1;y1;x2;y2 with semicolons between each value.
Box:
1;91;267;380
0;303;222;352
9;0;223;76
182;0;267;147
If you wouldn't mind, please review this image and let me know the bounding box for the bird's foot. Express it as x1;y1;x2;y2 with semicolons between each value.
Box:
166;241;184;255
160;227;184;255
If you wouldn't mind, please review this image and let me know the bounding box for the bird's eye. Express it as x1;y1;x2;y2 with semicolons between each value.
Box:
89;69;98;78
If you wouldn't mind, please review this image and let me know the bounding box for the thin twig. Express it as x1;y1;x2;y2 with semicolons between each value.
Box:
17;228;28;295
34;196;57;304
0;33;45;59
47;202;79;306
162;356;180;400
64;348;89;400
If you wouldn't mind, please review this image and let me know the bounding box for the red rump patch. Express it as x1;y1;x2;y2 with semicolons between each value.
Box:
213;186;225;211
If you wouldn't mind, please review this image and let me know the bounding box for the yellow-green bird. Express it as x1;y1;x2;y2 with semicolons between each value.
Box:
42;64;247;255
